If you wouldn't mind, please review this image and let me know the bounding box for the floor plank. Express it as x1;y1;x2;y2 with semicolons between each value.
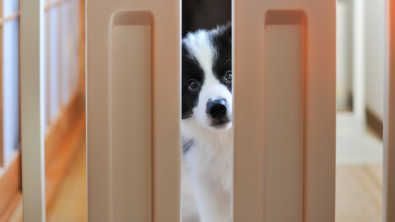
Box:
336;165;383;222
46;139;87;222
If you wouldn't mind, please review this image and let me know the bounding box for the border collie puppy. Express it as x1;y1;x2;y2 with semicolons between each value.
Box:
182;24;232;222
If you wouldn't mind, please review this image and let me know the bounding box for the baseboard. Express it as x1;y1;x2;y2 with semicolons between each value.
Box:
366;107;383;140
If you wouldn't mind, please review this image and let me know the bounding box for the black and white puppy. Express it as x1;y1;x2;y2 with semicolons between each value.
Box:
182;25;232;222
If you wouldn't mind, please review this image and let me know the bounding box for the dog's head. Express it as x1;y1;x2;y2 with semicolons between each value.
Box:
182;25;232;132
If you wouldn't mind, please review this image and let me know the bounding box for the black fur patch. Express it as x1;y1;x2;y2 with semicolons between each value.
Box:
211;24;232;92
181;39;205;119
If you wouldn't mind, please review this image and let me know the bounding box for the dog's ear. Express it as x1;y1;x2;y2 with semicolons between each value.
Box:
212;23;232;48
224;23;231;41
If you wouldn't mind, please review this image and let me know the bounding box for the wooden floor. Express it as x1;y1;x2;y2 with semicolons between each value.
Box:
9;140;383;222
46;139;87;222
336;165;382;222
182;165;384;222
47;149;384;222
8;138;87;222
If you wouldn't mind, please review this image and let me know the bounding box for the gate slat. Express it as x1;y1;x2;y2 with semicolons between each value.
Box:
233;1;336;221
86;1;181;221
383;0;395;221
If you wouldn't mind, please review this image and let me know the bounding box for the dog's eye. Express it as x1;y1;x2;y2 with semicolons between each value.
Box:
225;71;232;82
188;80;199;90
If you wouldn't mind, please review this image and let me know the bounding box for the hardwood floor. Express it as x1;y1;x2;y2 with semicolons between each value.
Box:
335;118;383;222
8;139;383;222
336;165;383;222
7;139;87;222
46;139;87;222
47;146;384;222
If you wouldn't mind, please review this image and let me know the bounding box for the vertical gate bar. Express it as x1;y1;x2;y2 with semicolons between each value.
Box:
86;0;181;221
86;0;111;219
77;0;85;94
233;0;336;221
20;0;46;221
152;3;181;221
0;0;4;167
383;0;395;221
45;8;50;126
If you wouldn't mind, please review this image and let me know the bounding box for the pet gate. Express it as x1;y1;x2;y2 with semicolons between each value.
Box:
18;0;395;221
384;0;395;221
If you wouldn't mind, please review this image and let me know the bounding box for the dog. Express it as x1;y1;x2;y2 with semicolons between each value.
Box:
181;24;233;222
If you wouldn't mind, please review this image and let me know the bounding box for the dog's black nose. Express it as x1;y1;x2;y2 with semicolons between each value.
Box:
207;99;227;119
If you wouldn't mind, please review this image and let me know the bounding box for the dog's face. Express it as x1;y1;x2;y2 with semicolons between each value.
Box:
182;25;232;132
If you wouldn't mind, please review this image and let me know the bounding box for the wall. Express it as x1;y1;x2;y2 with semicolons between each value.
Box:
365;0;385;120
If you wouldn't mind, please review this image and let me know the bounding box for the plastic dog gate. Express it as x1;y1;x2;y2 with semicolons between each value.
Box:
88;0;335;221
232;1;336;222
18;0;395;221
384;0;395;221
86;1;181;222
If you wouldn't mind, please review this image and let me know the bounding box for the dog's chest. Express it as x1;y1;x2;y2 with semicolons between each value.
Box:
185;133;233;192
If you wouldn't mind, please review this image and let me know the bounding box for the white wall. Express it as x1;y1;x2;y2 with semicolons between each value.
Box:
365;0;385;120
337;0;353;111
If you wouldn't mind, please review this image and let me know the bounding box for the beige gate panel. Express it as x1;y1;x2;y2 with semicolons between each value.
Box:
86;1;180;222
384;0;395;221
233;1;336;222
